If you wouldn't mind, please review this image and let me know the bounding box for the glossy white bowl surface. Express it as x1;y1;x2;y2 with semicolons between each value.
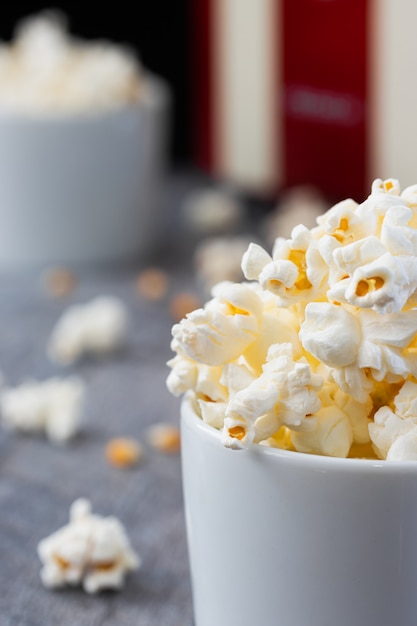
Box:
181;393;417;626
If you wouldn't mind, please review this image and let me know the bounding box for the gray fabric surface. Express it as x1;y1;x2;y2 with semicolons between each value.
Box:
0;265;195;626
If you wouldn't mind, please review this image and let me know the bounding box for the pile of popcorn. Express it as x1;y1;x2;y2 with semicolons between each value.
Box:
167;178;417;461
0;11;142;114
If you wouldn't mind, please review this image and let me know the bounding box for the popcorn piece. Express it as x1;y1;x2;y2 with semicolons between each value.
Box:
220;362;256;397
0;12;142;114
182;187;245;235
316;198;361;242
369;407;416;459
241;242;273;281
167;352;227;401
328;236;417;314
261;185;328;247
369;381;417;459
38;498;140;593
194;235;252;292
222;415;255;450
290;406;353;458
105;438;144;468
301;305;417;400
146;423;181;453
0;377;84;443
334;389;372;445
243;226;326;306
48;296;128;364
223;343;322;449
199;399;228;430
381;206;417;255
136;267;169;301
387;430;417;460
172;283;261;366
371;178;401;195
356;309;417;381
401;184;417;208
299;303;361;368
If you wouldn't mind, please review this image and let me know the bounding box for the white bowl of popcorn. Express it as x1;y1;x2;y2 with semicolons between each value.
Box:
0;12;169;267
168;178;417;626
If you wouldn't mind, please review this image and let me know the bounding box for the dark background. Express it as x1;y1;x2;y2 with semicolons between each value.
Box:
0;1;192;164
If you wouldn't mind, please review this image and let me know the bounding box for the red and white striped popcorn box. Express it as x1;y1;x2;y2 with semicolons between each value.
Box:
191;0;416;201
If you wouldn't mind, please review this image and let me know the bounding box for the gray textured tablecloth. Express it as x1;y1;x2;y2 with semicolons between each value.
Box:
0;262;195;626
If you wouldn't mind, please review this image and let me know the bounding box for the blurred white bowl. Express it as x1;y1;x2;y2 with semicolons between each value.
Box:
0;74;169;267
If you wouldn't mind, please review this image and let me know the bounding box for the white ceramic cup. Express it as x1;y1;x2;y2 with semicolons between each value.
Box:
181;393;417;626
0;75;169;267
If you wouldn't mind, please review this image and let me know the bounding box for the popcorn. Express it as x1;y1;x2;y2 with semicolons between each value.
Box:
290;406;353;458
222;343;321;449
182;187;245;236
168;178;417;459
368;380;417;460
0;377;84;443
48;296;128;364
261;185;328;246
194;235;252;292
172;282;262;366
38;499;140;593
299;303;361;368
0;11;142;115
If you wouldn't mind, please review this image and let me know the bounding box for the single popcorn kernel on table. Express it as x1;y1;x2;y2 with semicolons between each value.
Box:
41;267;77;297
105;437;144;468
48;296;128;365
167;178;417;461
38;498;140;593
146;423;181;453
136;268;169;301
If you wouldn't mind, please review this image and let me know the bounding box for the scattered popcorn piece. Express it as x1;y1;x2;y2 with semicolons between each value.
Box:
0;377;84;443
0;11;143;114
146;423;181;453
41;267;77;297
48;296;128;364
169;292;203;322
194;235;253;292
105;438;144;468
38;498;140;593
136;267;169;301
261;185;328;246
182;187;245;236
